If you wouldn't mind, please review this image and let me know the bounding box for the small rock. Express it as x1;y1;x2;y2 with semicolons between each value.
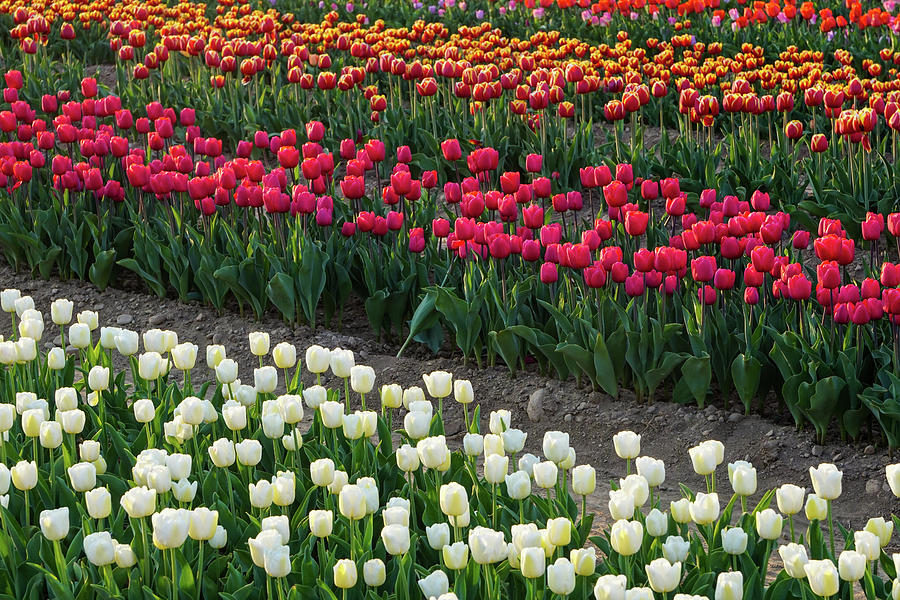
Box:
212;332;224;344
564;413;573;423
575;415;584;423
117;314;133;326
728;413;743;423
832;452;843;462
527;389;546;422
707;415;717;422
866;479;881;495
765;430;775;437
195;313;204;322
149;313;166;326
811;445;823;457
762;439;779;450
864;445;875;455
444;421;462;436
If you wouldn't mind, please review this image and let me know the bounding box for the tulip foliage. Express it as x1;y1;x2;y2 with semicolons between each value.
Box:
3;296;900;599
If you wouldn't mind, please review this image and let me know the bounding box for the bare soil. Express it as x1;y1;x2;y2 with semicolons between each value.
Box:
1;263;898;539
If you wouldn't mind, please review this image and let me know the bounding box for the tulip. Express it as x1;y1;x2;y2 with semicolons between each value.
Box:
636;456;666;487
609;489;636;520
309;510;333;537
715;572;743;600
809;463;842;500
120;486;156;518
248;331;270;356
646;558;681;593
646;509;668;538
662;535;690;564
805;560;839;596
776;484;805;516
755;509;783;540
610;520;643;556
40;507;69;541
613;431;641;468
506;471;531;501
463;434;484;457
68;462;97;492
189;508;218;541
152;508;190;549
728;461;757;499
249;480;274;509
423;371;453;399
805;494;827;521
330;348;354;378
887;464;900;497
11;460;37;490
339;484;366;520
381;524;410;555
86;487;112;519
350;365;375;395
248;530;282;568
838;550;866;582
690;492;720;525
236;439;262;466
864;517;893;548
854;530;880;561
620;474;649;507
722;527;748;554
333;559;357;589
425;523;450;550
469;527;507;564
543;431;570;464
363;558;386;587
40;420;63;449
419;570;450;598
440;482;468;517
208;439;235;468
209;526;227;549
311;458;335;487
594;574;627;600
84;531;116;566
443;542;469;570
572;464;596;496
454;380;474;404
779;543;809;578
533;461;559;490
263;545;290;578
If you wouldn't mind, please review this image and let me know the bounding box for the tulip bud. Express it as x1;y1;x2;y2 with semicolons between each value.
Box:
189;507;218;541
422;370;453;398
48;348;66;370
272;342;296;369
722;527;748;554
363;558;386;587
309;510;333;537
594;574;628;600
776;484;805;515
330;348;354;378
86;487;112;519
805;559;839;596
208;439;235;468
690;492;720;525
84;531;117;566
68;462;97;492
443;542;469;570
778;543;809;578
613;430;641;459
40;507;69;541
248;331;270;356
533;461;559;490
838;550;866;582
645;558;680;593
716;571;743;600
418;570;450;598
662;536;690;563
120;486;156;518
540;557;574;595
333;559;357;589
809;463;842;500
40;420;63;449
805;494;828;521
236;439;263;466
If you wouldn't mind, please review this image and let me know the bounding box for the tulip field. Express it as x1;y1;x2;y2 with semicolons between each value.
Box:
8;0;900;448
6;0;900;597
0;294;896;600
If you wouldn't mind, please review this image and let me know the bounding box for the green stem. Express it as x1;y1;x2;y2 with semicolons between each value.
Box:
827;500;836;558
171;548;178;599
196;541;204;599
53;539;71;588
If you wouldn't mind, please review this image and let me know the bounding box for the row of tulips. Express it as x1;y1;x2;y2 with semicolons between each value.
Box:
9;0;900;206
2;71;900;441
2;293;900;599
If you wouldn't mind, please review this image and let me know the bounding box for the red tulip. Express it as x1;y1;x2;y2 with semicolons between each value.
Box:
698;285;717;305
881;263;900;288
625;273;645;297
522;240;541;262
691;256;716;282
364;139;385;162
744;287;759;305
540;262;558;284
603;181;627;208
713;268;736;290
624;210;648;236
660;178;680;199
408;228;425;253
523;204;544;229
640;180;659;201
525;154;542;173
341;222;356;237
441;139;462;162
340;175;365;200
862;212;884;241
787;274;812;300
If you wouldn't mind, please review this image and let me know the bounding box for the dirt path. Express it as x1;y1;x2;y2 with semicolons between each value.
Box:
1;263;898;535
